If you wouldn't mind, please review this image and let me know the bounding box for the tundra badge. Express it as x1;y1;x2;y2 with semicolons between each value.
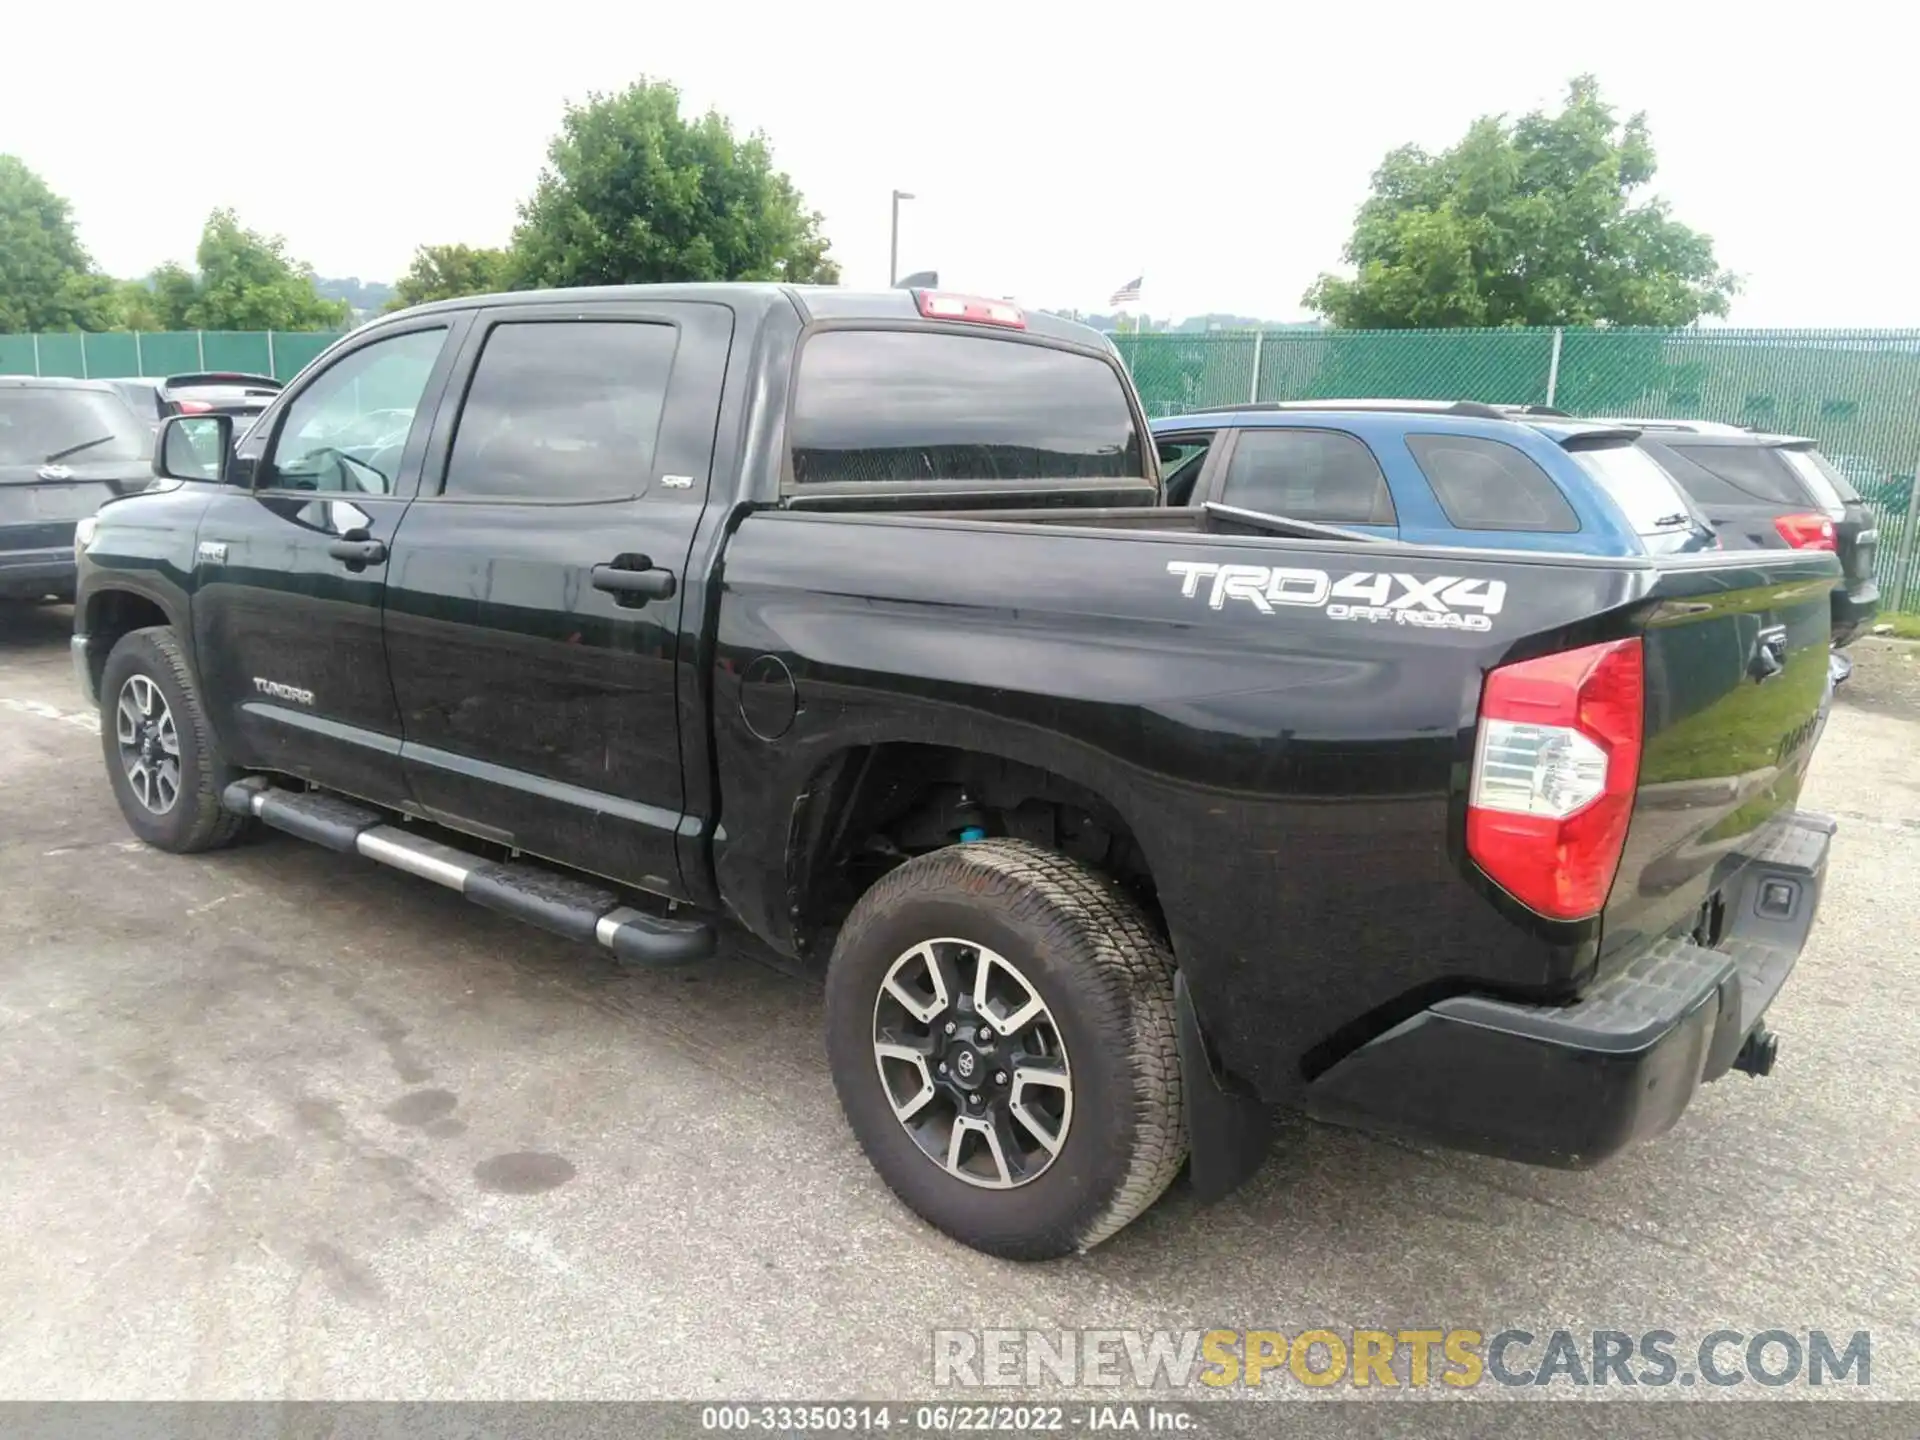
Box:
252;678;315;706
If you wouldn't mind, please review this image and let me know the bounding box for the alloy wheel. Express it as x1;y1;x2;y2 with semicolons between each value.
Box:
871;937;1073;1189
114;673;181;815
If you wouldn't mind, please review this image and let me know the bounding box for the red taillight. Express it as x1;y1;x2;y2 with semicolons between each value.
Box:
914;290;1026;329
176;399;213;415
1773;512;1837;551
1467;638;1644;921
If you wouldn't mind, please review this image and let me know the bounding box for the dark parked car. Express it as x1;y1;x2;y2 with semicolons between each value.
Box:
1592;420;1879;644
73;285;1840;1258
0;377;156;602
101;372;282;438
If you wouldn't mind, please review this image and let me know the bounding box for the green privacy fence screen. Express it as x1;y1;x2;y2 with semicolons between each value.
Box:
0;330;341;383
5;323;1920;611
1112;325;1920;613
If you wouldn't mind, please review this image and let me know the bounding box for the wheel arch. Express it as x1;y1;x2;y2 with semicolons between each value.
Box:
772;738;1166;968
78;584;182;697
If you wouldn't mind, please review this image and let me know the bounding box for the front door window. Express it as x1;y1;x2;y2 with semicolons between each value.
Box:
264;328;447;494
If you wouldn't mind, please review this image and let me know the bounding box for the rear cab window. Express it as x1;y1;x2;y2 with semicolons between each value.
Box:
1218;428;1395;524
1404;433;1579;533
789;330;1143;487
1565;440;1698;538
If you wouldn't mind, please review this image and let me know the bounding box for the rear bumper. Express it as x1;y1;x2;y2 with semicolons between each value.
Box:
1301;810;1833;1168
0;547;75;600
1832;580;1878;645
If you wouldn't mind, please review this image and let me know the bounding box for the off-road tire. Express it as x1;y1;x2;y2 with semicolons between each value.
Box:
825;838;1187;1260
99;626;248;853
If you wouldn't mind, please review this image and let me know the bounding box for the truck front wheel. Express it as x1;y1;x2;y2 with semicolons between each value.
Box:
98;626;248;854
824;838;1188;1260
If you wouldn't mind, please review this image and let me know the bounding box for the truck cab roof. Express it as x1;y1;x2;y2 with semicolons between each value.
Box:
395;283;1110;350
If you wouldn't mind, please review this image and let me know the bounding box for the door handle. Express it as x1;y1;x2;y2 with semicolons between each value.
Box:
591;561;677;605
326;537;387;567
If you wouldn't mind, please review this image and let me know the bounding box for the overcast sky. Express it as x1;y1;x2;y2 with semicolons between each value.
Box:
4;0;1908;326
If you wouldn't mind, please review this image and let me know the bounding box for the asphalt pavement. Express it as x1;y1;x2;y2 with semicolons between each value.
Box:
2;603;1917;1403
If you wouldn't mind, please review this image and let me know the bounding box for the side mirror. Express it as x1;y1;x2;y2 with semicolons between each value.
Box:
154;413;235;484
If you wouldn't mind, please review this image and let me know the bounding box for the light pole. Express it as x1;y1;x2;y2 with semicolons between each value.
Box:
889;190;915;286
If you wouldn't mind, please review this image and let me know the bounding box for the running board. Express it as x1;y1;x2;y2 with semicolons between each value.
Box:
221;778;715;967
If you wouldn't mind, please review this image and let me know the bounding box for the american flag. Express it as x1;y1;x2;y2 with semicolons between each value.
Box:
1109;276;1143;305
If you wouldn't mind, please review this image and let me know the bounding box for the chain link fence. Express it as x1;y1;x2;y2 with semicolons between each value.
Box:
1112;326;1920;613
0;330;339;382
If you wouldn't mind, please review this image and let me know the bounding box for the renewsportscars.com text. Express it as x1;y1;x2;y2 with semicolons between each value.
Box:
932;1328;1871;1390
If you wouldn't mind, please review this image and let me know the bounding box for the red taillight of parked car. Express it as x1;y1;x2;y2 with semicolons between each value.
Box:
1467;638;1644;921
1773;512;1838;551
175;400;213;415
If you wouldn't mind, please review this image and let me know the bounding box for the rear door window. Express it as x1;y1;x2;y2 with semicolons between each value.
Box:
790;330;1142;485
1218;428;1395;524
1405;434;1579;532
442;320;678;502
1567;441;1697;536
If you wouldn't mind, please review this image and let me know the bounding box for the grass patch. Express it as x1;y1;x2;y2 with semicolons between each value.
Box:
1873;611;1920;640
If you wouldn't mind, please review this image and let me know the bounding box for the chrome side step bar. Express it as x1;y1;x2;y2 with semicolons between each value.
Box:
221;778;715;967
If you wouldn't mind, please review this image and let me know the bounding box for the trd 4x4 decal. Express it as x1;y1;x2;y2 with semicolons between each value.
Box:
1167;562;1508;632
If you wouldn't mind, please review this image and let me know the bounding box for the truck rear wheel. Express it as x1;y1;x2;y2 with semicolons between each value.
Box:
824;838;1187;1260
98;626;248;854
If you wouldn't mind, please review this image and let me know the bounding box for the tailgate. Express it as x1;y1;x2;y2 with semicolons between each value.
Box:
1601;551;1838;961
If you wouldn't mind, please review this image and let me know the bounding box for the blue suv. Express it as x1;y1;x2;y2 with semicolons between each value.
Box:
1152;400;1715;556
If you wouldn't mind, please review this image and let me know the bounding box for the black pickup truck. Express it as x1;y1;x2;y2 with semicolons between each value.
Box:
71;285;1841;1259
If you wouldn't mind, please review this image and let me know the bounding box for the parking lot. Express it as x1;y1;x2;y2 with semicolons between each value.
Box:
2;601;1918;1402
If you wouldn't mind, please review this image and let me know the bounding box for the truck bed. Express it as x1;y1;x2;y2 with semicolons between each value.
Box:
711;503;1840;1102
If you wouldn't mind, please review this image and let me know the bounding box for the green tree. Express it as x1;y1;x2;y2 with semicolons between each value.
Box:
0;155;111;331
386;243;513;311
1304;77;1737;329
147;263;201;329
510;79;839;289
153;209;350;330
92;278;167;331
